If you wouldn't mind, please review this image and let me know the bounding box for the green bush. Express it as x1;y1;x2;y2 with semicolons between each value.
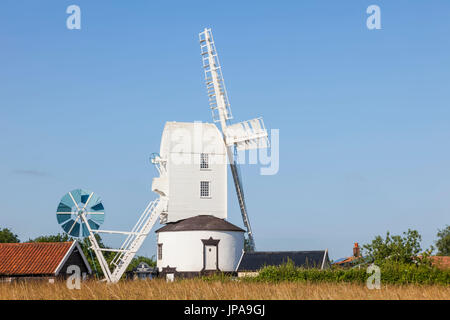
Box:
244;261;449;285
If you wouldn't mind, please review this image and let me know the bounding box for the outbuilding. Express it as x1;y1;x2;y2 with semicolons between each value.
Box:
237;250;331;277
0;241;92;283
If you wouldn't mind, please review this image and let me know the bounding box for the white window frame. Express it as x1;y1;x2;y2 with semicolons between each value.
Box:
200;181;211;198
158;243;163;260
200;153;210;170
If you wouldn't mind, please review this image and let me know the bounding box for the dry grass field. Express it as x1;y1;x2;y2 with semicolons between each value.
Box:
0;279;449;300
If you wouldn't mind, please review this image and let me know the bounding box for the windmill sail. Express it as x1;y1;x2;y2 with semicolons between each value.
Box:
199;28;269;252
229;154;255;251
225;118;269;150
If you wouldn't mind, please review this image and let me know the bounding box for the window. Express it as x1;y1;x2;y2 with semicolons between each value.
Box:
158;243;163;260
200;181;210;198
200;153;209;169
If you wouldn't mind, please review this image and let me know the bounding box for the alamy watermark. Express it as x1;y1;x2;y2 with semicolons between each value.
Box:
66;5;381;31
66;5;81;30
167;121;279;176
366;264;381;289
66;265;87;289
367;5;381;30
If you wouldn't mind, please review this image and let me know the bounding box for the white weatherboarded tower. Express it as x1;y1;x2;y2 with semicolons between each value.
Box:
152;122;227;223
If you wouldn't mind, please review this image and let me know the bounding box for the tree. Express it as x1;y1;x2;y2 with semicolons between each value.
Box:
0;228;20;243
362;229;425;265
78;237;156;279
28;233;71;243
244;237;253;252
126;255;157;272
435;225;450;256
78;235;115;279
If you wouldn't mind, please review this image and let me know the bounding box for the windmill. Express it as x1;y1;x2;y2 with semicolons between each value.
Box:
199;28;269;251
54;28;268;282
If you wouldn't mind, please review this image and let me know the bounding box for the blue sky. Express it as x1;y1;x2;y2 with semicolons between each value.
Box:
1;1;449;260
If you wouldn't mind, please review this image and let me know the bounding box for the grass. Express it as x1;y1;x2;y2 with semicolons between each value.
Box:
0;279;449;300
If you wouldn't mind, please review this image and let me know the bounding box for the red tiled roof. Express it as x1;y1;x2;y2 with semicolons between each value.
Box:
333;256;360;265
0;242;74;276
430;256;450;269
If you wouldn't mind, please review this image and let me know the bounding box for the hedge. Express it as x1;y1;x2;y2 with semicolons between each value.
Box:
244;262;450;285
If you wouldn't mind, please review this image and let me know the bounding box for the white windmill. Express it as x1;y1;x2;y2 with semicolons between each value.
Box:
55;28;268;282
198;28;269;251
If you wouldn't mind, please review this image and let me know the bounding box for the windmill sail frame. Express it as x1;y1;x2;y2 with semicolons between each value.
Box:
199;28;269;252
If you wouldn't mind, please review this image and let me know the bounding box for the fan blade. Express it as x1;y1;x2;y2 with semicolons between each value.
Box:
68;192;80;210
69;222;81;237
62;219;79;237
66;215;81;236
81;223;89;237
56;213;71;224
57;202;72;213
87;219;100;230
71;189;82;203
60;194;74;209
81;192;94;210
90;203;104;211
81;194;89;204
87;212;104;225
87;193;103;210
61;220;72;233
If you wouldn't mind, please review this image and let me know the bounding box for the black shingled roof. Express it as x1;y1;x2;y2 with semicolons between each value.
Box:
237;251;330;271
155;215;245;233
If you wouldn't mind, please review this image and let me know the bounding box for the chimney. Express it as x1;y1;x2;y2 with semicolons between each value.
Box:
353;242;360;257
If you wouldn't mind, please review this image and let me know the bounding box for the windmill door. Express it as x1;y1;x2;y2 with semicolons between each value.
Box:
204;245;218;270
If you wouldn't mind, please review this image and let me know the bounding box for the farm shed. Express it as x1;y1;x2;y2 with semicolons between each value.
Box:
0;241;92;283
237;250;331;277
